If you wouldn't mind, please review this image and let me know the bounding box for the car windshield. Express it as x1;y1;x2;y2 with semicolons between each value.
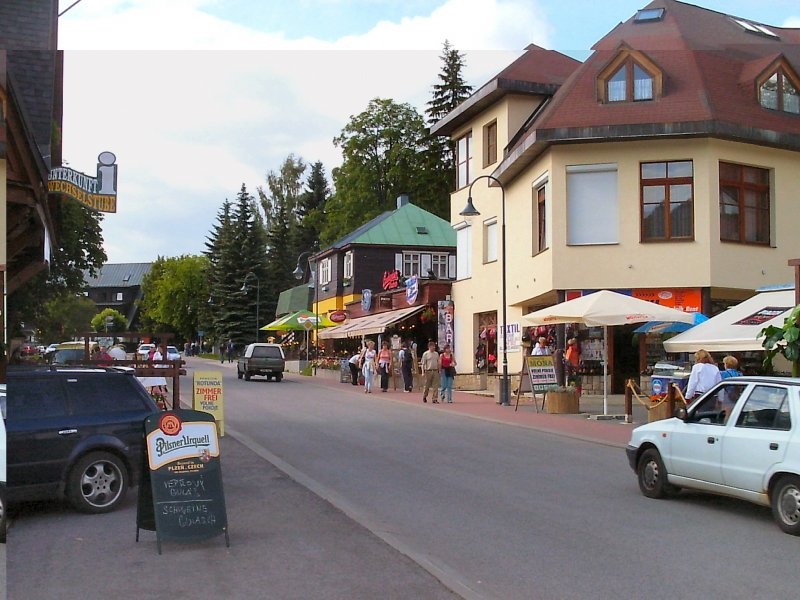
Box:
252;346;282;358
167;347;178;353
52;349;86;365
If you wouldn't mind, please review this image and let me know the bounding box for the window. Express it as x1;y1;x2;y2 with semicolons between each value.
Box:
634;8;664;22
759;67;800;115
8;378;67;420
68;376;145;414
431;254;449;279
343;251;353;279
456;132;473;188
732;18;779;38
484;219;498;263
566;164;619;245
736;386;790;430
535;184;547;253
402;252;420;278
319;258;331;285
640;160;693;241
484;121;497;167
455;223;472;279
116;292;124;301
693;382;748;425
606;59;654;102
719;162;770;244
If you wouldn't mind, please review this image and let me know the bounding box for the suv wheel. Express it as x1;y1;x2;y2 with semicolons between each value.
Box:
275;373;283;382
772;475;800;535
67;452;128;513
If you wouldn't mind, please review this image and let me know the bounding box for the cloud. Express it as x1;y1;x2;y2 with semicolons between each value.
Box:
58;1;544;262
784;16;800;27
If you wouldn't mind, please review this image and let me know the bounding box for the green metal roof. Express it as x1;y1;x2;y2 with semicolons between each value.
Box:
328;203;456;250
275;283;313;317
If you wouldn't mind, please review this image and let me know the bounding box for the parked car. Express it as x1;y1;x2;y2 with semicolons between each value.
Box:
6;367;159;513
626;376;800;535
237;343;285;381
44;343;59;357
50;341;98;365
136;343;155;359
19;343;37;356
165;346;181;361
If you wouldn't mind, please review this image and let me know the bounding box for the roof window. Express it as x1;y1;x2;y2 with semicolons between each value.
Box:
416;226;429;235
634;8;664;23
732;17;779;39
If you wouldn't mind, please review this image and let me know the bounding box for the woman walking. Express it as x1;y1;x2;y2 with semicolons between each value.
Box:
378;341;392;392
439;344;457;403
361;340;377;394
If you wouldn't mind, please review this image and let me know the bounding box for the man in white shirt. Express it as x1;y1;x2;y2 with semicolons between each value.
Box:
531;337;550;356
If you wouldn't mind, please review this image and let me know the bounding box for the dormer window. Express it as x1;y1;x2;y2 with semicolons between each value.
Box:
598;48;662;104
759;66;800;115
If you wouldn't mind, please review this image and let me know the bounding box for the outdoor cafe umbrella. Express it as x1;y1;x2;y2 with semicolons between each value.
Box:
633;312;708;334
260;311;337;331
521;290;695;414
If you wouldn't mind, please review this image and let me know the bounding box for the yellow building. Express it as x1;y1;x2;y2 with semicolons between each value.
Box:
432;1;800;390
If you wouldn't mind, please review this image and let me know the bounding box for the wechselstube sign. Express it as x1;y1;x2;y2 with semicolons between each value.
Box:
137;409;230;554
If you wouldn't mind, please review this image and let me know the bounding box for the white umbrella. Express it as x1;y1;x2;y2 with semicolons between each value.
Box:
522;290;695;413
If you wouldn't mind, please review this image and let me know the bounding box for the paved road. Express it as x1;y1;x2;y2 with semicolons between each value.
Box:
213;360;800;600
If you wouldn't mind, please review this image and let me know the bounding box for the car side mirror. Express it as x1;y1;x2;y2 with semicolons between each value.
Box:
674;407;687;421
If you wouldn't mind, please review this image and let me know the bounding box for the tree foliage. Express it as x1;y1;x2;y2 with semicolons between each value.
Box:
139;254;211;342
34;292;98;343
762;305;800;377
90;308;127;334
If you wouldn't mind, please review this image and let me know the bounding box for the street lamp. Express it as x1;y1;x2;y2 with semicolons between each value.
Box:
240;272;260;343
293;250;319;365
459;174;510;406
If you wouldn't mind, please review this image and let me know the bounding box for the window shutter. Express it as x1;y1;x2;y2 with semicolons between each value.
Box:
421;254;432;277
448;255;456;279
395;253;402;272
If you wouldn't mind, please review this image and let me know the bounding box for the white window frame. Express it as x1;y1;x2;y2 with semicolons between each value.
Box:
532;172;549;254
455;221;472;280
319;257;331;285
402;252;420;278
483;218;498;263
115;292;123;301
431;253;449;279
343;251;353;279
566;163;619;246
456;132;473;189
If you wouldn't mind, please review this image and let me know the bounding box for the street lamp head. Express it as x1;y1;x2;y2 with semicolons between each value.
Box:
240;283;248;292
292;265;304;280
459;196;481;218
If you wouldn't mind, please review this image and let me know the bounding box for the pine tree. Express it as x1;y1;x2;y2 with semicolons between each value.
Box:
293;161;329;257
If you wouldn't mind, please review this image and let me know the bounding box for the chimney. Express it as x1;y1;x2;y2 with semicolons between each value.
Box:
396;194;410;209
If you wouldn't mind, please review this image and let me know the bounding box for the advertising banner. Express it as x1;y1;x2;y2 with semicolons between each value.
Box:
48;151;118;212
497;322;522;353
525;355;558;393
437;300;454;350
193;371;224;436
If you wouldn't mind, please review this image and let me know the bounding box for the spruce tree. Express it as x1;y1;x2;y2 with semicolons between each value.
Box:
293;161;329;257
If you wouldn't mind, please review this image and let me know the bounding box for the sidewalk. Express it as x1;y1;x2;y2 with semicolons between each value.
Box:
201;356;642;448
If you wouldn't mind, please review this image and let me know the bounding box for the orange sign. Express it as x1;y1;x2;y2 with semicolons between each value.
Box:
632;288;701;313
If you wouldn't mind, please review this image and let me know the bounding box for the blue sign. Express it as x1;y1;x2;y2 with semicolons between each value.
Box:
405;276;418;305
361;289;372;312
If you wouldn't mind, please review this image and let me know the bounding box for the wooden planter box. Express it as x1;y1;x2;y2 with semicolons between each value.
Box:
648;400;675;422
545;391;579;414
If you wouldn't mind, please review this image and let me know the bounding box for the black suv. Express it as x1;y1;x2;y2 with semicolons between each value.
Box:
6;367;159;513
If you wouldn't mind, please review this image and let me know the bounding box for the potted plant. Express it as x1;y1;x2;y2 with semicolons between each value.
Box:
761;304;800;377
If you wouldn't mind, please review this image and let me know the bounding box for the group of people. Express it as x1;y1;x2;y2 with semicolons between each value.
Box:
347;339;458;403
685;350;743;400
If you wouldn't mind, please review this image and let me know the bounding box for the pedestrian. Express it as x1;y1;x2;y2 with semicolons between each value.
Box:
564;337;582;395
219;339;225;364
720;355;743;379
226;339;234;363
439;344;457;403
532;337;550;355
378;340;392;392
348;350;361;386
686;349;721;401
421;340;440;403
399;342;414;392
361;340;377;394
95;345;112;366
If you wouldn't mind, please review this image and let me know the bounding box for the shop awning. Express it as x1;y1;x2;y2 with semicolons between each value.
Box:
318;305;426;340
663;290;796;353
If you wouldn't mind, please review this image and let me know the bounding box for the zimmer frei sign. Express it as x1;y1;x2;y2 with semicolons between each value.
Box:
48;151;118;212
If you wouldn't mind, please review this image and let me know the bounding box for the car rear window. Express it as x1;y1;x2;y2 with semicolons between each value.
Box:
66;374;149;415
252;346;282;359
8;377;68;420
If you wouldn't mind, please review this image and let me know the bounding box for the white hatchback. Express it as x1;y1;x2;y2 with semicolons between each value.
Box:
627;376;800;535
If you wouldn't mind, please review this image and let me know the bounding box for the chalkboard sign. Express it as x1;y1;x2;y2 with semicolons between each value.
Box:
137;409;230;554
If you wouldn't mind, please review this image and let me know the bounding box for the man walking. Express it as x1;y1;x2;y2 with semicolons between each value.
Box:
399;342;414;392
421;341;440;403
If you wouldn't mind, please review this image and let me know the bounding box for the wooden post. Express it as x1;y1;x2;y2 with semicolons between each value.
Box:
790;258;800;306
624;379;633;423
667;380;676;418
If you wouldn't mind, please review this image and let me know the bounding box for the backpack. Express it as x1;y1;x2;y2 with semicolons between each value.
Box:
403;349;413;366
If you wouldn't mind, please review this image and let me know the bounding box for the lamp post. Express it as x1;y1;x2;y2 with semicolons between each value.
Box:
240;272;260;343
459;174;510;406
293;250;319;365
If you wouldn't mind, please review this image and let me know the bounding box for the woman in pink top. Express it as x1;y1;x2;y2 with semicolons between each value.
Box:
439;344;457;403
378;341;392;392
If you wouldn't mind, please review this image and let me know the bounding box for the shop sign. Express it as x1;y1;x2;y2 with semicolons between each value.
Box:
192;371;224;436
382;270;401;291
405;276;419;305
632;288;701;312
437;300;454;349
497;322;522;354
329;310;347;323
137;409;230;554
525;355;558;393
361;289;372;311
734;307;792;326
48;151;118;213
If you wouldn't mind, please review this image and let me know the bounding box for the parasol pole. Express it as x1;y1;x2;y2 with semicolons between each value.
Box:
603;325;608;415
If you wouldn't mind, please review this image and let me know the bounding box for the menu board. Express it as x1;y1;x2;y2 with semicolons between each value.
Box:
137;409;230;554
526;355;558;393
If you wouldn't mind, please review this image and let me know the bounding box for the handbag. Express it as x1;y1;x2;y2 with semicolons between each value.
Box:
444;366;456;377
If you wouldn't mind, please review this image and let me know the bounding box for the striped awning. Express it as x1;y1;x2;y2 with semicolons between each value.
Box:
318;305;426;339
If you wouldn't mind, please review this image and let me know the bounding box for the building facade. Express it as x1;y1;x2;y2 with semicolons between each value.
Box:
432;1;800;387
84;263;152;330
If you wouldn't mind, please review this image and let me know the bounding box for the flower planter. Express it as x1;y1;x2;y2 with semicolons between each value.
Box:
545;391;579;414
648;399;675;422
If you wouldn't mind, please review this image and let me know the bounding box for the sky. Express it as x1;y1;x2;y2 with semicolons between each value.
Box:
57;0;800;264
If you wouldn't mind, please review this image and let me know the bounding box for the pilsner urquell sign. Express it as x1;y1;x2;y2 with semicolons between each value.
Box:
48;151;118;213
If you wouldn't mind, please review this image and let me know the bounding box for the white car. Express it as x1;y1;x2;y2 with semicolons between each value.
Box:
136;343;155;358
627;376;800;535
165;346;181;361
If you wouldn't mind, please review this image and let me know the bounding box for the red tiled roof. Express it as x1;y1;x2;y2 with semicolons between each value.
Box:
495;0;800;182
